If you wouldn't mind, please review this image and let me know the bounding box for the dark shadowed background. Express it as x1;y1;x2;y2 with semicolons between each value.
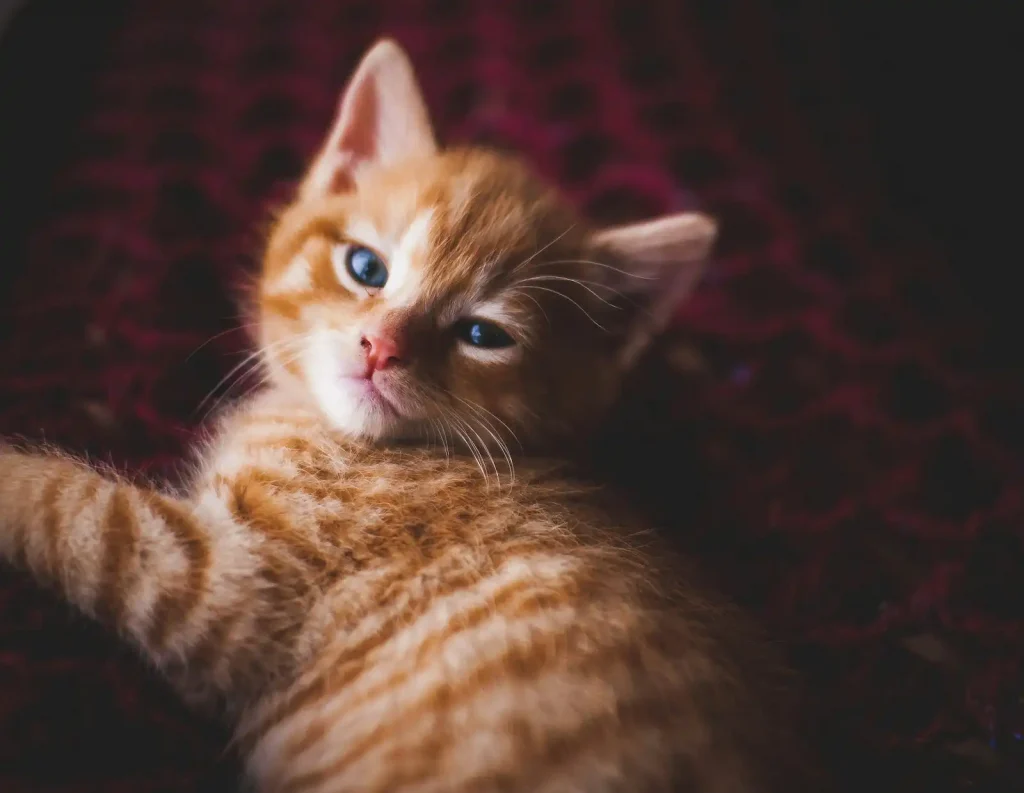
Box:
0;1;1020;791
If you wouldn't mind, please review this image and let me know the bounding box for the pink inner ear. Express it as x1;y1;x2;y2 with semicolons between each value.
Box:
336;78;379;169
301;40;438;200
329;170;355;194
591;213;716;370
323;77;379;194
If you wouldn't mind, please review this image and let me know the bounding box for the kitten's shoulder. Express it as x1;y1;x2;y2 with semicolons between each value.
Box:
209;388;323;439
199;389;615;515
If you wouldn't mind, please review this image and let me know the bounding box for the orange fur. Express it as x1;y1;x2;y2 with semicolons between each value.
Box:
1;39;813;793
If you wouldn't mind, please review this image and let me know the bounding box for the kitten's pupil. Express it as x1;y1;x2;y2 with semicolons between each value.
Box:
455;319;515;349
346;246;388;288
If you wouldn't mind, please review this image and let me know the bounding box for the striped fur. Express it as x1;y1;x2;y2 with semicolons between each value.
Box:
0;391;807;792
0;40;813;793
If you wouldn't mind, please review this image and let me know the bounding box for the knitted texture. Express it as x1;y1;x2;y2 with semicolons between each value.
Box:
1;1;1021;790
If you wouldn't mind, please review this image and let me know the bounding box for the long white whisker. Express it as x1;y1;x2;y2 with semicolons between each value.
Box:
200;368;267;424
515;290;551;325
194;351;265;416
450;394;523;452
511;224;577;275
428;418;450;461
517;275;623;309
423;418;437;454
183;323;260;365
463;411;514;486
435;418;451;461
435;401;499;488
534;258;657;280
442;397;516;489
195;336;298;419
451;411;498;487
447;415;488;485
515;285;608;331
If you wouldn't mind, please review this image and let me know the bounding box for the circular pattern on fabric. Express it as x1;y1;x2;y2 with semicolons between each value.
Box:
0;2;1021;790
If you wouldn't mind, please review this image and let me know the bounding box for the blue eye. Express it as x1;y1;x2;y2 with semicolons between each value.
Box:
454;319;515;349
346;246;388;288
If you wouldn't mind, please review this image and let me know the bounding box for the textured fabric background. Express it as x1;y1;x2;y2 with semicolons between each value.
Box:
1;1;1022;791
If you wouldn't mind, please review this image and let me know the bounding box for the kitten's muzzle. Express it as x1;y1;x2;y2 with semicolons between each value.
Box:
360;333;404;374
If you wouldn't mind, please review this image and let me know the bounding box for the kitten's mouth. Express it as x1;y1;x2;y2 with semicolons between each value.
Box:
344;376;402;417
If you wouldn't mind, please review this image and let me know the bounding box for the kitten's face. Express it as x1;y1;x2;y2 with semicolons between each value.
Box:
263;151;620;444
257;41;715;449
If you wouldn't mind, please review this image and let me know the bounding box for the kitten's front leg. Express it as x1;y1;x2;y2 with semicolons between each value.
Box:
0;445;253;693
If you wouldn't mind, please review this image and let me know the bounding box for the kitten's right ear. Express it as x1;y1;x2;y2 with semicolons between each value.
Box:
300;39;437;199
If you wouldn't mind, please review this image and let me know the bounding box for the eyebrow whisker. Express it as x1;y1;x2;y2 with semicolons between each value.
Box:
511;224;577;275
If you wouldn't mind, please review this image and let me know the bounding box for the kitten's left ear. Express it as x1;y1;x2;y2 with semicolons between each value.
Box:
590;212;716;368
300;39;437;199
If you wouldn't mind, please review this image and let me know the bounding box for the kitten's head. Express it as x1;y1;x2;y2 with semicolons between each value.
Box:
259;40;715;450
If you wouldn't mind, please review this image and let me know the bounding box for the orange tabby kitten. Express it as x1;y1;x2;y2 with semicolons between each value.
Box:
0;40;812;793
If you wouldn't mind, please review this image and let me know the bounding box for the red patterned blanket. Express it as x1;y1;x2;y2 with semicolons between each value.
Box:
1;1;1021;790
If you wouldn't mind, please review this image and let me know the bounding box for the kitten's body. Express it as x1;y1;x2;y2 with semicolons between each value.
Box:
2;389;802;793
0;41;813;792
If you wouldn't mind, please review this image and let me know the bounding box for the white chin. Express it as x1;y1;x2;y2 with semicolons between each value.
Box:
304;333;403;440
309;374;401;438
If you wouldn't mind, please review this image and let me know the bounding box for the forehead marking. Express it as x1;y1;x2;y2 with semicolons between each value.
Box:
345;218;387;254
385;210;434;308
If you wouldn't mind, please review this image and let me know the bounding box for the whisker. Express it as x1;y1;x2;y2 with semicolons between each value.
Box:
447;415;489;485
199;354;280;423
515;285;608;331
451;411;499;487
515;291;551;326
511;224;577;275
426;417;446;461
194;336;298;420
183;323;260;365
199;370;265;424
194;351;265;417
450;394;523;452
435;402;501;488
534;258;657;280
423;418;437;454
463;410;515;486
516;275;624;309
434;419;451;461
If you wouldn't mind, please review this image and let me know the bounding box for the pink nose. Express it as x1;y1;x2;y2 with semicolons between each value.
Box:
361;334;403;372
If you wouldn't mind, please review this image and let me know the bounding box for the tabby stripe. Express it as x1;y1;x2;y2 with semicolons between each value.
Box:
188;605;244;674
246;413;320;426
4;470;41;568
38;474;68;575
242;427;321;453
303;647;667;793
249;552;323;662
334;727;450;793
229;476;329;576
261;295;301;321
277;606;583;793
282;582;563;760
55;478;103;592
488;694;683;793
94;487;139;628
237;560;481;754
144;495;211;652
279;597;550;773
